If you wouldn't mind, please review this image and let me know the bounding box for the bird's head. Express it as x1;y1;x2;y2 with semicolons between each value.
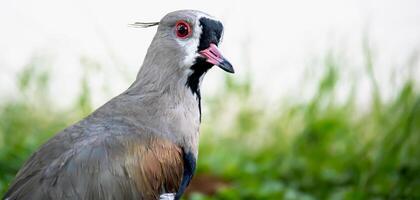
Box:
132;10;234;88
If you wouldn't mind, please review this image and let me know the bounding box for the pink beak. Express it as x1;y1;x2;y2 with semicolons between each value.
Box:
199;43;234;73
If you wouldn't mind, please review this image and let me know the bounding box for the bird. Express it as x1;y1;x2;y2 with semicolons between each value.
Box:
4;10;234;200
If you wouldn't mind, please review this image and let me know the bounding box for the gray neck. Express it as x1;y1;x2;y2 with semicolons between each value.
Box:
106;40;202;156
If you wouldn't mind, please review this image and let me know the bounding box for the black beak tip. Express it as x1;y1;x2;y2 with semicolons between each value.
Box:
218;60;235;74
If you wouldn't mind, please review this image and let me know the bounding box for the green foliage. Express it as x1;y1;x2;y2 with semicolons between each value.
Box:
197;51;420;199
0;51;419;199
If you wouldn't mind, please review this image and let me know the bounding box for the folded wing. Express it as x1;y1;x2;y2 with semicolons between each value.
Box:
5;127;184;200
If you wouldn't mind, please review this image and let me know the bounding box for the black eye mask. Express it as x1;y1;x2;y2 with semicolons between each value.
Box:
197;17;223;51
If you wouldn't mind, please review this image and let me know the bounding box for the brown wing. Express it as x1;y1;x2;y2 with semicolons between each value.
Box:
4;129;184;200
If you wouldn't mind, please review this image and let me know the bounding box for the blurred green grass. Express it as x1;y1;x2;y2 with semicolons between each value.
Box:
0;51;419;199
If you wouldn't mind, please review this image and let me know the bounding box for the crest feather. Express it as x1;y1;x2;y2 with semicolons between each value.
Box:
129;22;159;28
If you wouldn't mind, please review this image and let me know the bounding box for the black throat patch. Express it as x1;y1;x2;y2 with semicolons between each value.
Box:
185;17;224;120
186;58;212;121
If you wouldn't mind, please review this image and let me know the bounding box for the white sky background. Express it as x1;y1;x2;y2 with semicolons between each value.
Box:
0;0;419;108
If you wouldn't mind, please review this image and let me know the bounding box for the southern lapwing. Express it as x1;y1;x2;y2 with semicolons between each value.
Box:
4;10;233;200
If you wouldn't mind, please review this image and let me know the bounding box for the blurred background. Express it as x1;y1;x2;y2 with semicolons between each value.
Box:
0;0;419;199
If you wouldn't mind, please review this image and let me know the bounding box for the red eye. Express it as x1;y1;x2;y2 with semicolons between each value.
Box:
175;21;191;39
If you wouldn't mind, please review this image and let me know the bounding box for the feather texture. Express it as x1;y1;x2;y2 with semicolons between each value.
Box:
4;119;184;200
129;22;159;28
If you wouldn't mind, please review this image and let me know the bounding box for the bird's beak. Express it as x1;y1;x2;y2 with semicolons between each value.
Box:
199;43;234;73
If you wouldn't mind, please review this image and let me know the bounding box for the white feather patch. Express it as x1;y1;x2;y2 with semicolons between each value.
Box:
159;193;175;200
176;13;206;69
